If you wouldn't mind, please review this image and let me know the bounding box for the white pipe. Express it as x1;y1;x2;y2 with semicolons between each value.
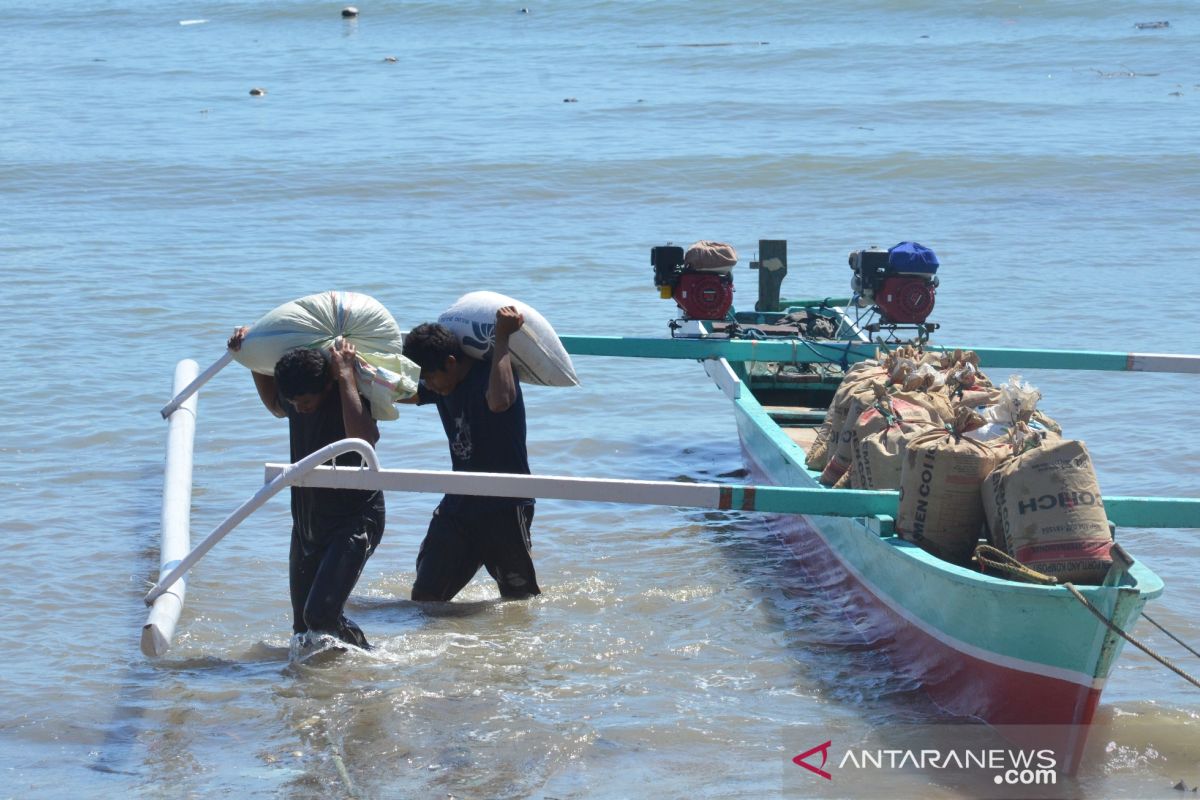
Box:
143;438;380;606
265;462;727;507
160;350;234;419
142;360;200;657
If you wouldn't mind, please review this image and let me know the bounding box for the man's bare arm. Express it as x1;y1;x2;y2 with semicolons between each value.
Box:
486;306;522;413
229;326;285;418
330;339;380;446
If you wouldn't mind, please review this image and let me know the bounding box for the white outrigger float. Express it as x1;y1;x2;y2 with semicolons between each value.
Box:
145;239;1200;772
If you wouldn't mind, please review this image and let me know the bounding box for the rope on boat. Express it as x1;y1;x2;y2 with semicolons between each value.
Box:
1063;583;1200;691
1141;612;1200;661
972;545;1200;689
972;545;1058;585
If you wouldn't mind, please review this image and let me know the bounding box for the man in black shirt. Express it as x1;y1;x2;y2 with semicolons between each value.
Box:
228;328;384;648
401;306;540;602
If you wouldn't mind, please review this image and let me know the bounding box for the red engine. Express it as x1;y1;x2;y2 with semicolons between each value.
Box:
849;241;940;325
875;275;936;324
674;272;734;320
651;243;736;320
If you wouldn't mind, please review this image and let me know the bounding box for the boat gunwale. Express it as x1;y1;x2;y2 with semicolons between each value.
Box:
722;356;1167;603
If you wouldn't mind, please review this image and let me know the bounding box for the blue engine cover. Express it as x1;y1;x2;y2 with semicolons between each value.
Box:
887;241;939;274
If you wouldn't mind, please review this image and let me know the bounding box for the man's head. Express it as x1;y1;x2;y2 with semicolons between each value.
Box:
274;347;332;413
402;323;466;395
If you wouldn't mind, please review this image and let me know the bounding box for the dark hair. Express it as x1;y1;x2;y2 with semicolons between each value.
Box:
274;347;330;398
402;323;462;372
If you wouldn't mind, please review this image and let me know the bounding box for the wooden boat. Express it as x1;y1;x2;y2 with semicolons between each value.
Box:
626;238;1185;773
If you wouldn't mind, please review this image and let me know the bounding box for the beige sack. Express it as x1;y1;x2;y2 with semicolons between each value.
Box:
982;434;1112;584
897;419;997;564
804;420;834;471
845;395;934;484
820;393;870;485
892;387;954;423
820;382;887;485
810;370;887;472
852;419;941;490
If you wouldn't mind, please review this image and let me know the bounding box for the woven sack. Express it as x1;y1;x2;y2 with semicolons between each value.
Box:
438;291;579;387
981;433;1112;584
231;290;419;421
852;419;940;490
806;367;888;471
897;415;997;564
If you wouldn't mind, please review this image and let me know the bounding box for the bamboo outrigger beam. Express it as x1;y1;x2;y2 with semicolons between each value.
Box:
558;335;1200;375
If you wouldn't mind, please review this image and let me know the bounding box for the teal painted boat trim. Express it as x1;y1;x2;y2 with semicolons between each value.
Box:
560;335;876;363
728;488;1199;530
560;335;1200;374
724;364;1164;683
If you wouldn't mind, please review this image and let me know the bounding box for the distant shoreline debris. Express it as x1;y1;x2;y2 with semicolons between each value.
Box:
1134;21;1169;30
637;41;769;49
1091;65;1160;78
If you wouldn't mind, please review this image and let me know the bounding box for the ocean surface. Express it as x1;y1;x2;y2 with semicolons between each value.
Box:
1;1;1198;798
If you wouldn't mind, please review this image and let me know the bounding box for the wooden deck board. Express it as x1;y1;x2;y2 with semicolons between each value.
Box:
783;426;821;450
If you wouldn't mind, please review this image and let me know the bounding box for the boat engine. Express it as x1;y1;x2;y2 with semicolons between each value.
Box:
849;241;939;324
651;242;736;320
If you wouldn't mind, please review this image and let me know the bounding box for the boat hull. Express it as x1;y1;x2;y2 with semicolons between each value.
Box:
728;380;1162;772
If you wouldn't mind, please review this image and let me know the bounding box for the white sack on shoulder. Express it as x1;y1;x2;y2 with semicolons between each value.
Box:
232;290;419;420
437;291;579;387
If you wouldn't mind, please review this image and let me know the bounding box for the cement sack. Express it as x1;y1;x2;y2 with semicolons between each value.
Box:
808;367;888;471
891;387;953;424
804;421;835;472
897;421;998;564
849;394;933;459
834;388;934;485
231;291;419;421
981;433;1112;584
820;381;886;485
851;419;940;490
438;291;579;387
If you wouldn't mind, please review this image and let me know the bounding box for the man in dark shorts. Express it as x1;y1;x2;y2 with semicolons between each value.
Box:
228;328;385;648
400;306;540;602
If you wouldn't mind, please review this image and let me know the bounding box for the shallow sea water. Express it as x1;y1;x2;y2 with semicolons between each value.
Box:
0;2;1197;798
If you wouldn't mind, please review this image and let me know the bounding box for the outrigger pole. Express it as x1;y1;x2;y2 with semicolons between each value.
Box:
143;438;381;608
143;360;200;657
159;349;233;419
559;336;1200;375
156;338;1200;423
263;462;1199;531
144;441;1200;623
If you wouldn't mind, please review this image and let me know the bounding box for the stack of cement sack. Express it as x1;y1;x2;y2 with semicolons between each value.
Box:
980;423;1113;584
806;349;1113;584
